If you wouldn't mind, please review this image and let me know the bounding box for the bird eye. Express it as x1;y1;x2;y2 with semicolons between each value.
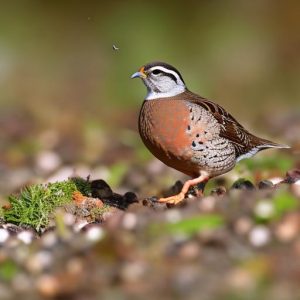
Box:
152;69;161;75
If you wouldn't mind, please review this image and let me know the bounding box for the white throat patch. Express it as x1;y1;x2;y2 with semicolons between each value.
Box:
145;85;186;100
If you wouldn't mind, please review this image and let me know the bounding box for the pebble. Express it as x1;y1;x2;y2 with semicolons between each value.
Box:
291;180;300;198
275;213;300;242
254;200;275;219
120;261;147;282
122;213;138;230
198;196;216;212
0;229;9;243
17;231;34;244
227;268;254;290
74;220;89;232
258;180;274;189
249;225;271;247
47;166;74;183
41;232;58;248
231;179;255;190
268;177;284;185
26;251;53;273
285;169;300;184
178;242;201;260
35;151;61;174
234;217;253;235
165;209;182;223
36;274;60;297
91;179;113;199
85;226;105;242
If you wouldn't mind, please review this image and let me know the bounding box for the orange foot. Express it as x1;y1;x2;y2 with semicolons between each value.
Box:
158;192;186;205
157;172;209;205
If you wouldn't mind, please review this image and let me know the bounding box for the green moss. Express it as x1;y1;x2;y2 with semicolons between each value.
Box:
4;177;91;233
89;205;111;222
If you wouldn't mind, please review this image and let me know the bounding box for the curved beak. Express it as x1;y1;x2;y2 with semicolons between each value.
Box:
131;67;147;79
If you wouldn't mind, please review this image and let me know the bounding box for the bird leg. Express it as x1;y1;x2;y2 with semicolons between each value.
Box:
158;172;209;205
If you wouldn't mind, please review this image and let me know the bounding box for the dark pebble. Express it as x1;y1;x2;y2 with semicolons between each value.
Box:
258;180;274;189
91;179;113;199
211;186;227;196
123;192;139;204
231;178;255;190
285;169;300;184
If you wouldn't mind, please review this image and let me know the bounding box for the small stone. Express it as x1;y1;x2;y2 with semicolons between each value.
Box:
234;217;253;235
178;242;201;260
123;192;138;204
227;268;254;290
36;275;60;297
122;213;137;230
27;251;53;273
285;169;300;184
85;226;104;242
166;209;182;223
249;225;271;247
254;200;275;219
120;261;147;282
210;186;227;196
291;181;300;198
198;196;217;212
0;229;9;243
231;179;255;190
91;179;113;199
17;230;34;244
268;177;284;185
35;151;61;174
41;232;57;248
258;180;274;189
275;212;300;242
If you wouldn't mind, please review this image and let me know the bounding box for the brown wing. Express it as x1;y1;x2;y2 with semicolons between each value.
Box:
183;91;275;158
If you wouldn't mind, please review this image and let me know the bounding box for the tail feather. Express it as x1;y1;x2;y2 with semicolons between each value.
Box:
256;139;290;150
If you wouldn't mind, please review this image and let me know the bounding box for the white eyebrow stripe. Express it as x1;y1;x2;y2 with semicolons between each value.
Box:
149;66;181;82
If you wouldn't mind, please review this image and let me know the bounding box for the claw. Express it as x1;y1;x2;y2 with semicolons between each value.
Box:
157;192;186;205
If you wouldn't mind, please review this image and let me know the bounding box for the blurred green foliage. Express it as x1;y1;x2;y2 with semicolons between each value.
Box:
0;260;19;282
152;214;224;237
273;190;299;219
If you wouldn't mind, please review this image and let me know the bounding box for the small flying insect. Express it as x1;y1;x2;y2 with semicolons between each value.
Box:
112;44;119;51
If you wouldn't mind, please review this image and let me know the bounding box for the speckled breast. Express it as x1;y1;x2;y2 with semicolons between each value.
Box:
138;99;199;177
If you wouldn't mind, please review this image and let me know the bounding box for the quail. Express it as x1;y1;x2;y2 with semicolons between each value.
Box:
131;62;289;204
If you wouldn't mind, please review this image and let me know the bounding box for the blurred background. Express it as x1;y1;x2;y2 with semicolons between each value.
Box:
0;0;299;195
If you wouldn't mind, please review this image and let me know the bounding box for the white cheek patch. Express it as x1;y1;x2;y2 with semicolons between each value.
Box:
145;66;186;100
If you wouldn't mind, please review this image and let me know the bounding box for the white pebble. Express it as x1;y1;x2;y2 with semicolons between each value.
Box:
255;200;274;219
85;226;104;242
198;196;216;212
17;231;34;244
41;232;57;248
249;225;271;247
27;251;53;272
165;209;182;223
47;166;74;183
73;220;89;232
122;213;137;230
0;229;9;243
268;177;283;185
35;151;61;173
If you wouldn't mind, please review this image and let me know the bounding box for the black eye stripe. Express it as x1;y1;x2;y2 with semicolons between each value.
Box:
152;69;161;75
151;69;178;83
